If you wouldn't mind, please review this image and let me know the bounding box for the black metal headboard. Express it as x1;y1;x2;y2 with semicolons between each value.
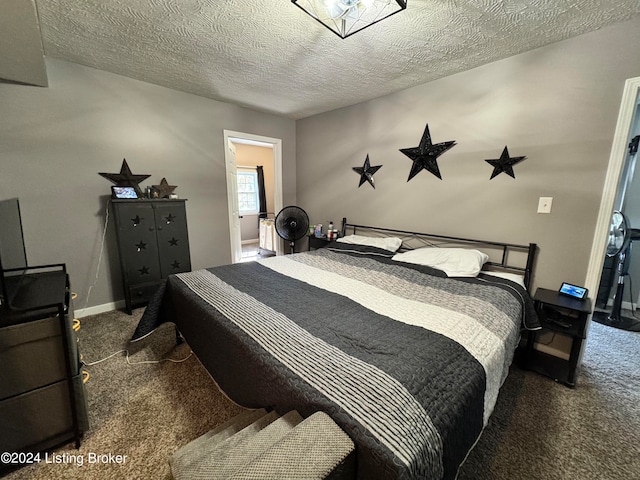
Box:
340;218;537;291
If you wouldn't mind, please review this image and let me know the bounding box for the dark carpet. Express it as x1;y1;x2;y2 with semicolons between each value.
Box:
3;309;639;480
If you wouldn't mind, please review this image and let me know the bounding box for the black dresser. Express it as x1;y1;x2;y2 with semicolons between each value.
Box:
112;199;191;314
0;198;88;471
0;268;89;472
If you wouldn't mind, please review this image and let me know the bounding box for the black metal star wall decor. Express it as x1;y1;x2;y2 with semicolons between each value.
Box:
153;177;177;198
99;159;151;197
352;154;382;189
485;146;527;179
399;124;457;181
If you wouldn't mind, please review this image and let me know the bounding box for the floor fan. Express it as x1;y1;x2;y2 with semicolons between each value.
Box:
275;206;309;254
595;210;640;331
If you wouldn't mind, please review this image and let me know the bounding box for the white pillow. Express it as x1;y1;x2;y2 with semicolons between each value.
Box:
392;247;489;277
337;234;403;252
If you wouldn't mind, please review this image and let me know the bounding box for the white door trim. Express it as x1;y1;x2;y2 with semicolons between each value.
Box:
223;130;284;263
585;77;640;301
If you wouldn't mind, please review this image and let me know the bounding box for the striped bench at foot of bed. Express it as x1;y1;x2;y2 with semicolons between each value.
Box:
169;409;356;480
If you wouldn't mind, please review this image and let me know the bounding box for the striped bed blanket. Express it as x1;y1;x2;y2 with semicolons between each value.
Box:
133;243;539;480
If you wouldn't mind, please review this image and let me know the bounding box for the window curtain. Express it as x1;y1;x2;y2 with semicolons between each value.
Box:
256;165;267;219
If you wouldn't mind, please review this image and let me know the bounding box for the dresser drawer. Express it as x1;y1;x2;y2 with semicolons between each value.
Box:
128;282;162;309
0;316;79;400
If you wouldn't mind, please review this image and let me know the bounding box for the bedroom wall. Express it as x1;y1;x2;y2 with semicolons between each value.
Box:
0;58;296;314
296;17;640;298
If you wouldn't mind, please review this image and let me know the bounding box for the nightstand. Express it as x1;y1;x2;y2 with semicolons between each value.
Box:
308;236;332;250
525;288;592;387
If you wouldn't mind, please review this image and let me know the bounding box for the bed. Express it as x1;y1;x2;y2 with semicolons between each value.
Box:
132;220;539;480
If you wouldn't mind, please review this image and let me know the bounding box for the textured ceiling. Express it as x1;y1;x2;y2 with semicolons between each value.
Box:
35;0;640;119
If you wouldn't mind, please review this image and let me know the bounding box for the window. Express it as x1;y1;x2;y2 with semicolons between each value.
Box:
237;170;259;214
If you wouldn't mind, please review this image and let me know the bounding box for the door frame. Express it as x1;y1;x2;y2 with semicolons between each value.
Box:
223;130;283;263
585;77;640;301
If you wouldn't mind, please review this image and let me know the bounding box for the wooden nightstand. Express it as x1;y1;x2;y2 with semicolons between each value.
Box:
525;288;592;387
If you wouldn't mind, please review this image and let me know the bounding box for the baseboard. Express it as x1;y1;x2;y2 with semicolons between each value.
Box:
75;300;126;319
241;238;259;245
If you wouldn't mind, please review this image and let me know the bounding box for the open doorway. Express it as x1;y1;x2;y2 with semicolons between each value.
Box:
586;77;640;331
223;130;283;264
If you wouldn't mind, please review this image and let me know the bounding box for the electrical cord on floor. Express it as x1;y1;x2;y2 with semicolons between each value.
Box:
74;317;193;372
83;348;193;367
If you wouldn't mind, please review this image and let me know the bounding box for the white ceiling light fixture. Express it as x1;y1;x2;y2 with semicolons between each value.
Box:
292;0;407;39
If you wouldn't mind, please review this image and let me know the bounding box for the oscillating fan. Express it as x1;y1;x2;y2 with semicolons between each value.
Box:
597;210;640;331
275;206;309;254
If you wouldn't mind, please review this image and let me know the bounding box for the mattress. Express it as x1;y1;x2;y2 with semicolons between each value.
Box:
133;242;539;479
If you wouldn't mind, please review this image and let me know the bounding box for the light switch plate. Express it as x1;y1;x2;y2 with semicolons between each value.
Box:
538;197;553;214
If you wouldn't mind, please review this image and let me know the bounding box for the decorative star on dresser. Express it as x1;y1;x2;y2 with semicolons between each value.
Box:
352;154;382;189
485;146;527;179
168;237;179;246
135;241;147;252
99;159;150;197
138;266;150;276
171;260;181;270
399;124;456;181
152;178;177;198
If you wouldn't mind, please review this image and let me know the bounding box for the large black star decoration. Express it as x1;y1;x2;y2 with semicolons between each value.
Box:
352;154;382;189
153;177;177;198
485;146;526;179
399;124;456;181
99;159;151;197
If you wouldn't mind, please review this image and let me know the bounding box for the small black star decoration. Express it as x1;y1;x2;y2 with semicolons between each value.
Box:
99;159;151;197
131;215;142;226
135;241;147;252
171;260;181;270
138;266;150;275
168;237;179;246
352;154;382;189
485;146;526;179
400;124;456;181
152;178;177;198
165;213;176;224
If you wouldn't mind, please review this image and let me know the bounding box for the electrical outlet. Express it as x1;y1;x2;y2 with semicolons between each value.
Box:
537;197;553;214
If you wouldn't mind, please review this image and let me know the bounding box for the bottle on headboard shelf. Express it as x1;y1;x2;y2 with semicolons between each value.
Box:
327;221;334;240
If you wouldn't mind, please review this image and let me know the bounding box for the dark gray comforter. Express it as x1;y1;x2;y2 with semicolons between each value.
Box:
133;243;539;480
